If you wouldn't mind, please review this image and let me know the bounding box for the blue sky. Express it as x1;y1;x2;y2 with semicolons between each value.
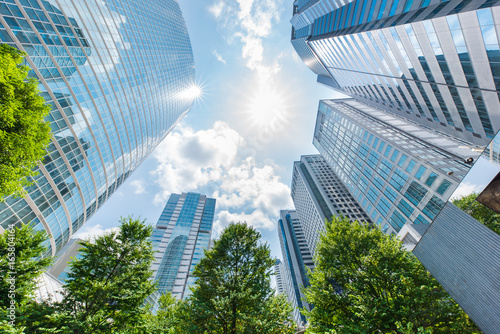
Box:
74;0;340;260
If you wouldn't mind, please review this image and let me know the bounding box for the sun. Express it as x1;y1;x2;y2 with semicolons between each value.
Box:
179;83;203;101
246;86;288;128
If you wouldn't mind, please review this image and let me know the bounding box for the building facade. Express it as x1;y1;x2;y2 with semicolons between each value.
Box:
274;259;287;295
313;98;477;234
151;192;215;300
413;202;500;333
0;0;196;256
291;155;371;253
48;237;83;282
292;0;500;146
277;209;314;326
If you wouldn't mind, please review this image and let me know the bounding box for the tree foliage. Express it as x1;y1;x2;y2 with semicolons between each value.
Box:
20;217;157;333
59;217;156;333
453;192;500;235
177;222;294;334
0;223;52;309
0;44;51;200
0;223;52;332
303;216;479;334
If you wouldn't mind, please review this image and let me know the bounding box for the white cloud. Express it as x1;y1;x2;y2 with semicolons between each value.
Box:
151;121;293;236
450;182;483;201
208;0;283;83
208;0;224;18
130;179;146;194
72;224;119;241
213;50;226;64
214;210;274;236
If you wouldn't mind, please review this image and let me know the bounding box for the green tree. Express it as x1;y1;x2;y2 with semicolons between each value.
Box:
53;217;157;333
303;216;479;334
453;193;500;235
181;222;294;334
0;223;52;310
0;44;51;200
123;291;180;334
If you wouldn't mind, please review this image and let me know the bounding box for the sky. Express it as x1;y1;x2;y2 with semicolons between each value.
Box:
73;0;342;260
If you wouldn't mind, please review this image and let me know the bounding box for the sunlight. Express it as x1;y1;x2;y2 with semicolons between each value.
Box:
179;83;203;101
246;86;288;128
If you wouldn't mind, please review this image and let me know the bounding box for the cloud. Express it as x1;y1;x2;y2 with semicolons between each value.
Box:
130;179;146;194
450;182;484;201
213;50;226;64
151;121;293;236
208;0;224;18
214;210;274;235
208;0;283;84
72;224;119;241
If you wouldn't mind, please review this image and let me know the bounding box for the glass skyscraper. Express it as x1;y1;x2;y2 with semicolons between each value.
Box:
292;0;500;146
150;192;215;300
0;0;196;256
313;98;477;234
277;209;313;326
291;155;371;252
274;259;286;295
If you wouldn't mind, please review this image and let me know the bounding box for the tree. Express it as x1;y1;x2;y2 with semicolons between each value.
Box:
54;217;157;333
122;291;180;334
0;223;52;310
182;222;294;334
453;192;500;235
303;216;479;334
0;44;51;200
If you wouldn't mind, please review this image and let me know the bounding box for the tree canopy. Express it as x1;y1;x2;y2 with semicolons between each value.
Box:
20;217;157;334
303;216;479;334
177;222;294;334
0;223;52;333
453;192;500;235
61;217;157;333
0;223;52;309
0;44;51;201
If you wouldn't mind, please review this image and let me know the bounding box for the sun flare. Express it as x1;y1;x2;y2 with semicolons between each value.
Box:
245;86;288;128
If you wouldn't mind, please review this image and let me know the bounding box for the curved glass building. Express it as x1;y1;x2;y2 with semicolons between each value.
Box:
0;0;196;256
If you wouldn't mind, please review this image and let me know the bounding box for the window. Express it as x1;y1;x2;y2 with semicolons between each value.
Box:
414;214;429;224
384;145;393;157
415;166;426;179
384;187;398;202
406;160;416;173
397;199;414;218
422;196;445;220
389;211;406;231
391;149;400;162
405;181;428;206
398;154;407;167
425;172;438;187
436;179;451;195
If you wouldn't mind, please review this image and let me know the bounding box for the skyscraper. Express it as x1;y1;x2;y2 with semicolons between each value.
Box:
313;98;477;234
291;0;500;145
0;0;196;256
291;155;371;253
150;192;215;300
277;210;314;326
274;259;286;295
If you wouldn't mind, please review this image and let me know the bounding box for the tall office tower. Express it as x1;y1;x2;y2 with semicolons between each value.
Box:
0;0;197;256
274;259;287;295
291;155;371;253
313;99;477;234
277;210;314;326
150;192;215;300
291;0;500;146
